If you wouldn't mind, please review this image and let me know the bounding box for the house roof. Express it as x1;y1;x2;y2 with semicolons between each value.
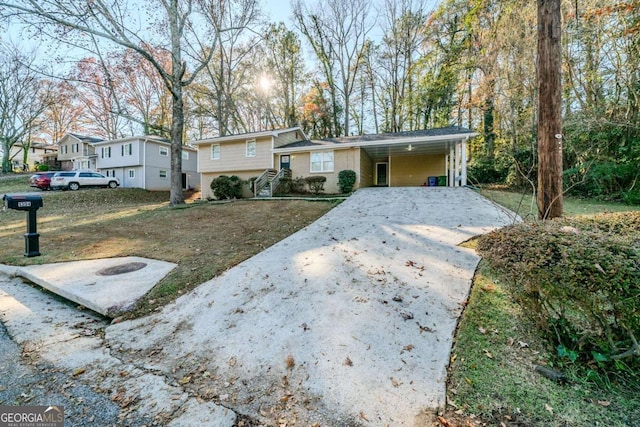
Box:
66;133;104;144
274;126;478;157
190;127;304;145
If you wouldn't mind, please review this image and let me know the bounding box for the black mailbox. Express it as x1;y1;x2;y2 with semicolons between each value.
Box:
2;194;43;257
3;194;43;211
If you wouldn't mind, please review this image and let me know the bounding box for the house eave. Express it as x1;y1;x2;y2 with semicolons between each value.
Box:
191;127;304;146
272;132;478;154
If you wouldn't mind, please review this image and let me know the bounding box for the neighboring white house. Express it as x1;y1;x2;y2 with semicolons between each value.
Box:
1;142;58;171
93;135;200;191
56;133;103;171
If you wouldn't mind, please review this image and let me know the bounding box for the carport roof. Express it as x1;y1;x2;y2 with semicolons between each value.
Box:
274;126;477;157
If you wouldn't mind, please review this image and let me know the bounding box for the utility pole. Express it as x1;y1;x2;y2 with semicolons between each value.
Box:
537;0;563;219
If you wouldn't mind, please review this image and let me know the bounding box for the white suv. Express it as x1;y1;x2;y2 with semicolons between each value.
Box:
50;171;120;191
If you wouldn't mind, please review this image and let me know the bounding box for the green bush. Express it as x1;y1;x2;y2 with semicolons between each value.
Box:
622;189;640;206
275;177;292;195
338;169;357;193
467;156;510;184
291;176;306;194
304;176;326;194
477;212;640;373
36;164;50;171
210;175;244;200
564;162;637;200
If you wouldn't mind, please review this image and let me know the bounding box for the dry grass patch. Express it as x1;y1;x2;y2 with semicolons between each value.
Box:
0;187;337;317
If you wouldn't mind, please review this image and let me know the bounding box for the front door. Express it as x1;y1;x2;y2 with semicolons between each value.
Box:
376;162;388;186
280;154;291;170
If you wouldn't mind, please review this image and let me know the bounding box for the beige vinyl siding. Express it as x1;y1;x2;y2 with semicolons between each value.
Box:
273;129;306;148
199;136;272;173
390;154;446;187
286;148;360;193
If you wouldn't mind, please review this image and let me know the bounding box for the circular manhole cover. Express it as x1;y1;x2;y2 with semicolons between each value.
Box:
97;262;147;276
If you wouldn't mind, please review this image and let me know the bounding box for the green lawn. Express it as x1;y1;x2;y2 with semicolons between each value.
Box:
480;187;640;219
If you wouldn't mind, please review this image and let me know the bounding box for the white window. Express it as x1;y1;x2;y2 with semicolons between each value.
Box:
105;169;116;177
101;147;111;158
246;139;256;157
159;146;169;156
182;151;189;160
61;145;67;154
128;169;135;178
159;170;168;178
310;151;334;173
211;144;220;160
122;143;133;156
72;143;79;153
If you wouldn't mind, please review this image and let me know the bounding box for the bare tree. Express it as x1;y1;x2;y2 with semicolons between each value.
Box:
377;0;429;133
262;23;308;129
537;0;563;219
0;0;221;205
0;44;53;173
40;80;86;143
293;0;374;136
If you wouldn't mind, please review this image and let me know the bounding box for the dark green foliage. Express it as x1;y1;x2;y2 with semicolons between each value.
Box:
477;212;640;374
623;190;640;206
467;156;510;184
274;177;292;195
209;175;244;200
338;169;356;193
37;164;50;171
304;176;326;194
564;162;638;200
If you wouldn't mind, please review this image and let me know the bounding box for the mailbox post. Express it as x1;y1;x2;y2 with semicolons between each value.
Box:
3;194;43;257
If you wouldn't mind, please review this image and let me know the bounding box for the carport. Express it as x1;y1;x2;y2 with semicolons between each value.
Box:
353;127;475;188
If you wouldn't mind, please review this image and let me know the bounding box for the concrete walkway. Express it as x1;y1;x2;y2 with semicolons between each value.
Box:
105;187;517;425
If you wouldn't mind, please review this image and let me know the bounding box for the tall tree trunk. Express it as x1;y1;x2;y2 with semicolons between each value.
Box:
537;0;563;219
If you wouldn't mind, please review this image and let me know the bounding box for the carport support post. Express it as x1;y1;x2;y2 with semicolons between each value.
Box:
461;137;468;186
449;144;455;187
24;210;40;257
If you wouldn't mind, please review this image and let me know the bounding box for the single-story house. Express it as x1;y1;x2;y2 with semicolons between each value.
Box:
93;135;200;191
192;126;473;199
56;133;103;171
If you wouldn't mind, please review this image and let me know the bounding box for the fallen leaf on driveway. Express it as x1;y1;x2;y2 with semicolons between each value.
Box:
359;411;369;421
179;376;191;385
402;344;415;352
72;367;86;377
437;416;453;426
343;357;353;366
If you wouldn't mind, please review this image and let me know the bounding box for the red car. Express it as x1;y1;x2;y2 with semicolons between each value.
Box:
29;172;58;190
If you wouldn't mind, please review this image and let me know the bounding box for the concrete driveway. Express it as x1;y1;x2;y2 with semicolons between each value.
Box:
106;187;517;426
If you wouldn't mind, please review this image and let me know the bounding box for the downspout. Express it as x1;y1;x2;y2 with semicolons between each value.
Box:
449;143;455;187
143;139;147;190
